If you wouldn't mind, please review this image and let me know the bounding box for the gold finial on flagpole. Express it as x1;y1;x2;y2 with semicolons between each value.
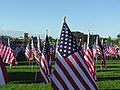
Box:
63;16;66;21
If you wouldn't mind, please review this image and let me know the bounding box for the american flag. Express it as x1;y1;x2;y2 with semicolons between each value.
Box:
95;36;101;56
108;45;117;55
84;32;96;78
25;42;31;60
51;19;99;90
25;39;34;60
99;40;107;67
34;36;42;62
39;31;52;83
0;56;9;85
0;44;15;65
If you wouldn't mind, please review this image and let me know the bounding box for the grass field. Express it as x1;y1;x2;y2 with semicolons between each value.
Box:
0;60;120;90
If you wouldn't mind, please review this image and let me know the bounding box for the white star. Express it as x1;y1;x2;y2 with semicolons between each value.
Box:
69;39;71;42
65;34;68;37
65;42;67;44
64;50;66;52
65;38;68;41
61;37;63;40
68;51;71;53
64;46;67;48
62;34;64;36
60;49;62;52
69;47;71;49
69;43;71;45
63;54;66;57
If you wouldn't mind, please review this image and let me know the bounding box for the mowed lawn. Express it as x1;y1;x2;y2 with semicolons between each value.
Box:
0;60;120;90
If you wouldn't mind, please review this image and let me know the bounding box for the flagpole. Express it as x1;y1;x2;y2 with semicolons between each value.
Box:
10;64;12;69
35;61;37;81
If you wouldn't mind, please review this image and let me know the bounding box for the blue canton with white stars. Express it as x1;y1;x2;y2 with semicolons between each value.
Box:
58;21;79;58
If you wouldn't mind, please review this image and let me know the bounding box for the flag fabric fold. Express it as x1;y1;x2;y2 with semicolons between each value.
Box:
0;44;16;65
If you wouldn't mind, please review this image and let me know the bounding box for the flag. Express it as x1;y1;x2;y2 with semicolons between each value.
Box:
95;36;101;56
30;38;34;60
39;30;52;83
0;44;15;65
25;42;31;59
84;32;96;78
51;18;99;90
34;36;42;62
0;56;9;85
25;39;34;60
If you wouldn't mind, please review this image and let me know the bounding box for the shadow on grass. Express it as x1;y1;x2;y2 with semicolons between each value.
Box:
96;65;120;69
97;69;120;72
97;76;120;81
8;72;44;84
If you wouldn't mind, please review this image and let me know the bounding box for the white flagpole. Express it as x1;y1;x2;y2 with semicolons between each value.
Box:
8;37;12;69
35;36;40;81
31;38;34;73
101;39;104;71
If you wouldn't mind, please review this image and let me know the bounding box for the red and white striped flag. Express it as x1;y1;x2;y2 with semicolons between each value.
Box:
25;42;31;59
84;32;96;78
39;30;52;83
25;39;34;61
34;36;42;62
51;18;99;90
0;56;9;85
0;44;16;65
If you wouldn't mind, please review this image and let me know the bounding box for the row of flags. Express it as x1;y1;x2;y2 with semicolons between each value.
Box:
24;18;99;89
2;17;120;89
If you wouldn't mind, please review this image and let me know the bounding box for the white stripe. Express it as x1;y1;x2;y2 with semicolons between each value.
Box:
55;63;74;90
0;67;5;85
57;52;85;90
5;49;11;64
41;54;47;73
52;74;64;90
69;52;96;89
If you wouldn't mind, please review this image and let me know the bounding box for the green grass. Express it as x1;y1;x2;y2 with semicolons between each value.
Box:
1;60;120;90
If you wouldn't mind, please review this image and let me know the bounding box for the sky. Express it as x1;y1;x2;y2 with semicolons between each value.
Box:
0;0;120;39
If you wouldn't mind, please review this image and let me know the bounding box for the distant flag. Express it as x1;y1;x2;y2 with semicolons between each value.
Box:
34;36;42;62
25;42;31;60
30;38;34;60
84;31;96;78
0;56;9;85
39;30;52;83
99;39;107;67
51;17;99;90
96;36;101;56
0;44;16;65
